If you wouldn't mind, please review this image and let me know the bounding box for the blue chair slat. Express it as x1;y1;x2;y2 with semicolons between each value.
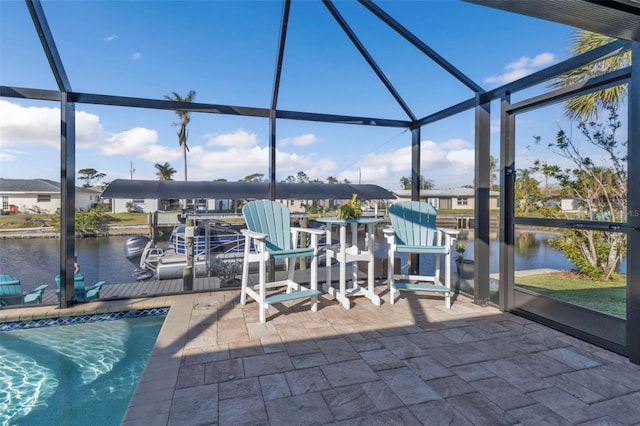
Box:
386;201;455;308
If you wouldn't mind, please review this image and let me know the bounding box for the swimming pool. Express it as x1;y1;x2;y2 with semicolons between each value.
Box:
0;308;167;426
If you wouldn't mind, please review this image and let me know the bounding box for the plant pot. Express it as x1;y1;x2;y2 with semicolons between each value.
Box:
455;258;474;279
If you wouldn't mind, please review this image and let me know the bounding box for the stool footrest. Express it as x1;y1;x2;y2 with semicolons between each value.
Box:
265;289;321;304
393;282;450;292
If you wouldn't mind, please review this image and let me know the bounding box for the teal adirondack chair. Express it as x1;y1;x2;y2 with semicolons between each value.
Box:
384;201;458;307
55;274;105;302
241;200;326;323
0;274;48;306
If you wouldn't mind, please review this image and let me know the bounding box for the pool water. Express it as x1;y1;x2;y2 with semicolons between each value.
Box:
0;312;166;426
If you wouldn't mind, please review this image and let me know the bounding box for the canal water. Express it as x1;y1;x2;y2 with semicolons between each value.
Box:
0;227;627;293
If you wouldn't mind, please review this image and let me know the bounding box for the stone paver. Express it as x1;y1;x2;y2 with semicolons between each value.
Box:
32;287;636;425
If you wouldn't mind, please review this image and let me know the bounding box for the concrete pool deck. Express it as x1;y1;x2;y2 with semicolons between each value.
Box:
2;286;640;425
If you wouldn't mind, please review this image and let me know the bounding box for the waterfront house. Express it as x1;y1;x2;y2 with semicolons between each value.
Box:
393;188;500;210
0;178;100;214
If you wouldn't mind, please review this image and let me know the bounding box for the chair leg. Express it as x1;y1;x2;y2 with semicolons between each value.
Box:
444;251;451;309
259;255;267;323
240;260;249;306
241;236;253;305
388;246;396;304
311;246;318;312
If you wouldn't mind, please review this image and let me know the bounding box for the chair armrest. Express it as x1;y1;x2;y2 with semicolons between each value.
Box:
437;227;460;237
84;281;105;300
88;281;106;290
291;227;326;236
241;229;267;240
382;225;395;237
24;284;48;294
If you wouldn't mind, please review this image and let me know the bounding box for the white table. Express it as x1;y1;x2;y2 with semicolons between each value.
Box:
316;217;383;309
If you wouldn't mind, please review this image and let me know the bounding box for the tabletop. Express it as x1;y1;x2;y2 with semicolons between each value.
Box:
316;217;383;225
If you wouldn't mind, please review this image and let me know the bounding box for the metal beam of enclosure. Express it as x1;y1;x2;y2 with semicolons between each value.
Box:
474;97;491;306
269;0;291;201
26;0;71;92
359;0;483;93
627;41;640;364
324;0;416;121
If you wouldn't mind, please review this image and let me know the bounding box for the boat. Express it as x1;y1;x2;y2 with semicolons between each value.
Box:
125;223;245;280
125;221;338;281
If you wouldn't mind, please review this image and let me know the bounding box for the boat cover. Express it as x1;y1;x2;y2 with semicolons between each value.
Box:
101;179;397;200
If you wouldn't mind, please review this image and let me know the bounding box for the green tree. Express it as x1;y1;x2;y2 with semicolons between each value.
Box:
533;106;626;279
75;206;108;236
155;162;176;181
514;168;542;215
296;171;310;183
326;176;338;184
400;176;411;190
164;90;196;181
399;175;434;190
241;173;265;182
77;168;106;188
551;30;630;122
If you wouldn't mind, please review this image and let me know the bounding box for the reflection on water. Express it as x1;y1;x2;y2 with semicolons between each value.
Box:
0;236;136;292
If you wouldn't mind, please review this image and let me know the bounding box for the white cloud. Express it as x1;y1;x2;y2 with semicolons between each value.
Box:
0;100;62;147
131;52;141;60
484;52;557;85
205;129;257;148
344;138;476;188
101;127;181;164
279;133;319;147
104;35;117;42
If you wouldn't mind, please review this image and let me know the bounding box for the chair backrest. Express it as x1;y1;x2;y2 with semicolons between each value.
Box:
243;200;291;254
55;274;86;293
0;275;21;297
388;201;438;246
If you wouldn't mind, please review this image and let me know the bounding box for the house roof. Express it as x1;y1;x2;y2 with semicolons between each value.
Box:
0;178;99;194
393;188;500;198
101;179;397;201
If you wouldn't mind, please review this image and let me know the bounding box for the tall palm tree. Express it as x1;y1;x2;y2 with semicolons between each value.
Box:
164;90;196;181
155;162;176;181
551;30;630;122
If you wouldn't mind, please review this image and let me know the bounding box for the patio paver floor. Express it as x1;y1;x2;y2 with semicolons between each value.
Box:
3;285;639;425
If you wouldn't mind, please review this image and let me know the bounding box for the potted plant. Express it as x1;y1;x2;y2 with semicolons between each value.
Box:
454;241;474;278
338;193;363;219
210;259;243;288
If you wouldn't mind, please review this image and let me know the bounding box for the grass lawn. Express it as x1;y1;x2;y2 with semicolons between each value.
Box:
516;271;626;318
0;212;150;228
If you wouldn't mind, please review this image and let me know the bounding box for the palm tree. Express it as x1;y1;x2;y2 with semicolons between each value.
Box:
164;90;196;181
551;30;630;122
155;162;176;181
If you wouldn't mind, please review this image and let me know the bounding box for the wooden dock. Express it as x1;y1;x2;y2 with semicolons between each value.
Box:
38;268;351;305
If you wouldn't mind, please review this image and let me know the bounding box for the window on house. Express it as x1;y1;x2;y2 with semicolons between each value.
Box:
457;197;468;206
37;194;51;202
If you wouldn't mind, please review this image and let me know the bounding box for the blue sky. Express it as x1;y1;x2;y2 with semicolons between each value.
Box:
1;0;590;190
